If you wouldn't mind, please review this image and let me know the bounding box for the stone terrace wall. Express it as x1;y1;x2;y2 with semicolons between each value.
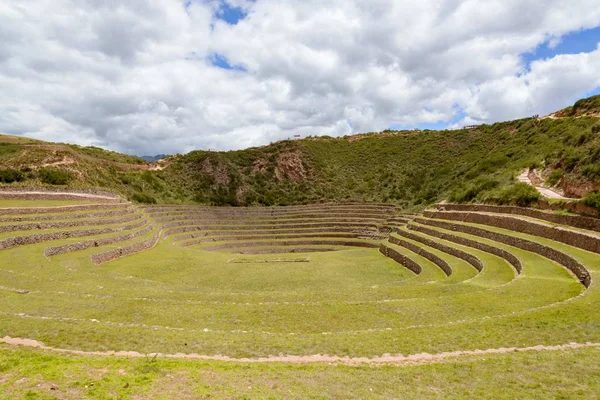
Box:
0;219;148;251
379;243;422;274
0;213;142;234
170;227;371;242
438;204;600;233
0;187;121;198
410;221;522;274
91;231;160;265
0;192;122;203
388;234;452;276
201;240;379;251
162;224;378;238
45;223;156;257
0;203;128;216
416;218;590;287
0;207;135;223
394;228;483;272
425;210;600;255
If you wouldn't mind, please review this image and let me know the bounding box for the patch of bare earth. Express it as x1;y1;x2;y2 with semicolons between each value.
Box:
2;337;599;366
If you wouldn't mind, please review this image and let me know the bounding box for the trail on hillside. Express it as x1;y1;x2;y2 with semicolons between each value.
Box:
1;336;598;365
517;171;573;200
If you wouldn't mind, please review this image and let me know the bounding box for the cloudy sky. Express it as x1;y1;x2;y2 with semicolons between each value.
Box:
1;0;600;155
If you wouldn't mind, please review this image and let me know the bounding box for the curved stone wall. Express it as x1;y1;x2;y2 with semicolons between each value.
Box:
0;203;128;216
425;210;600;255
415;218;590;287
0;218;148;251
394;228;483;272
388;234;452;276
162;224;378;238
44;223;156;257
378;243;422;275
437;204;600;233
409;222;522;274
0;208;135;223
0;213;143;234
199;240;379;251
91;231;160;265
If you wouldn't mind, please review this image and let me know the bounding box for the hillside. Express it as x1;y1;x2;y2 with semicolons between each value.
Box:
1;95;600;208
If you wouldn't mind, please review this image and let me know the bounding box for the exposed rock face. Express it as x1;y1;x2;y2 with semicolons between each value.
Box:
252;158;268;174
201;158;230;186
275;152;306;182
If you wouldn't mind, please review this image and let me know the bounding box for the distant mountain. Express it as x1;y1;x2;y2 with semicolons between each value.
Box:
140;154;168;162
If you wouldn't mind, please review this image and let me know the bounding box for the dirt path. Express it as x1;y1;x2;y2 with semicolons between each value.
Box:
1;336;598;365
517;171;572;200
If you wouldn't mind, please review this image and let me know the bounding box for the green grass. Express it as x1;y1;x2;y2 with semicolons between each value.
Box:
1;345;600;399
1;198;600;398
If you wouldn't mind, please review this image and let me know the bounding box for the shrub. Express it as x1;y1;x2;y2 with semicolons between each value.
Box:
546;168;564;186
583;191;600;211
486;183;540;207
592;123;600;134
0;168;25;183
38;168;72;185
131;192;157;204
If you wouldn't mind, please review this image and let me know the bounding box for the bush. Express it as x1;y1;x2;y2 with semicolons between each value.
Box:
0;168;25;183
485;183;540;207
546;168;563;186
583;191;600;211
592;123;600;134
131;192;157;204
38;168;72;185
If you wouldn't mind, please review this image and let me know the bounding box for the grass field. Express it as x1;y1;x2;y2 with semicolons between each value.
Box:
1;198;599;399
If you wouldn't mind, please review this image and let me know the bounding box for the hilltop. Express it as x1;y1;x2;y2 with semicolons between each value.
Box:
1;95;600;209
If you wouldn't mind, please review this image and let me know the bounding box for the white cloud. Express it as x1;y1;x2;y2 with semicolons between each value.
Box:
0;0;600;154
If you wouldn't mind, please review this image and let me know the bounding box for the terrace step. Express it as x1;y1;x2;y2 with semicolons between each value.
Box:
414;217;591;287
424;210;600;255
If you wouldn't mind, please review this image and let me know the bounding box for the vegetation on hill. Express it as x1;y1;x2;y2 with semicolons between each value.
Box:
0;95;599;207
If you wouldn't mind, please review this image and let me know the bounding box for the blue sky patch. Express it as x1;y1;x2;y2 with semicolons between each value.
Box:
388;106;468;131
522;26;600;70
216;1;248;25
208;52;247;71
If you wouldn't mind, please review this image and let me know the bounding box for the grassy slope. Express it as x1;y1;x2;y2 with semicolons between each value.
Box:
0;96;599;207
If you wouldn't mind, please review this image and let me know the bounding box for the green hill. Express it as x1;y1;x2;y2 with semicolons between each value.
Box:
1;95;600;208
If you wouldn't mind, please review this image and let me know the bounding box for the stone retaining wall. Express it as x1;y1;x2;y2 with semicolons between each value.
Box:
44;223;156;257
160;218;380;229
200;240;379;251
437;204;600;233
0;187;121;198
378;243;422;274
425;210;600;255
178;232;377;247
163;224;377;239
0;213;143;234
415;218;590;287
234;247;338;254
0;192;122;203
91;231;160;265
0;208;135;223
153;213;387;222
0;218;148;251
169;227;375;242
388;234;452;276
394;228;483;272
409;221;522;274
0;203;128;216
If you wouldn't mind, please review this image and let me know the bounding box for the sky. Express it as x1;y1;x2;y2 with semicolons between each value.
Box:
1;1;600;155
